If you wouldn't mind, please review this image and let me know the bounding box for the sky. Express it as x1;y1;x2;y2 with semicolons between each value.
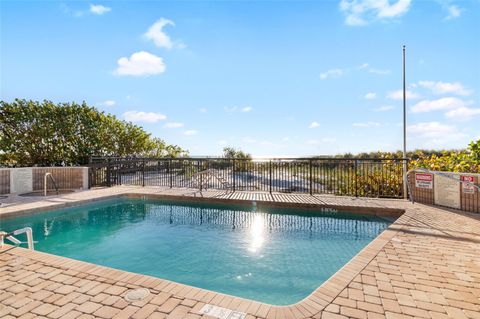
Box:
1;0;479;157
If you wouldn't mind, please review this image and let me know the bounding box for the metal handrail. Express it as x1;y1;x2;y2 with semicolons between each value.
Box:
407;168;480;204
0;227;35;250
90;156;409;162
44;173;59;196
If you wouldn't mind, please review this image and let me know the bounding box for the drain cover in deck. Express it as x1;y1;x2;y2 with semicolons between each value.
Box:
199;304;246;319
124;288;150;302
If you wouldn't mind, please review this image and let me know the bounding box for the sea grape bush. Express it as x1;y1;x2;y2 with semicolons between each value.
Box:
0;99;188;166
409;140;480;173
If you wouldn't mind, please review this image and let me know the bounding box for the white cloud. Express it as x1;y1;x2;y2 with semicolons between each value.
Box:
407;122;456;137
387;89;420;100
368;68;390;75
89;4;111;15
123;111;167;123
445;5;462;20
353;121;380;127
115;51;166;76
411;97;469;113
340;0;411;26
407;122;467;147
378;0;411;17
373;105;395;112
225;106;252;113
163;122;184;128
143;18;175;49
320;69;343;80
199;108;208;113
184;130;198;136
364;92;377;99
218;140;228;146
309;121;320;128
97;100;115;107
445;107;480;120
407;121;470;148
358;63;390;75
418;81;472;96
411;97;479;121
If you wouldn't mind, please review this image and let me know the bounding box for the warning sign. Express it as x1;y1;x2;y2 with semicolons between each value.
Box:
461;175;476;194
415;173;433;189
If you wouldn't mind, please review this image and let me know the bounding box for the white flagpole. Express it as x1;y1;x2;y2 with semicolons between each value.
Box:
403;45;408;199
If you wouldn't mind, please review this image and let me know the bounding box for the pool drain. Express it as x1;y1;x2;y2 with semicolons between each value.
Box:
124;288;150;302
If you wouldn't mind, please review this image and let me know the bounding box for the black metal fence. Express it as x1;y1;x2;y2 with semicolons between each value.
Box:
88;157;407;198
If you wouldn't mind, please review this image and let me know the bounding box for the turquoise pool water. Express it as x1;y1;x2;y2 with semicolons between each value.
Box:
1;198;393;305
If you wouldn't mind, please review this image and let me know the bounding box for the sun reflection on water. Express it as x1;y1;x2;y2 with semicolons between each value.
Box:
248;214;266;253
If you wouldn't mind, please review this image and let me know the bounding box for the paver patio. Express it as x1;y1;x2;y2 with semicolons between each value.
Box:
1;186;479;319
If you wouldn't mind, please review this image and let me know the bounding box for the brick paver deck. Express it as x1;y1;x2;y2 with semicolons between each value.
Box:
1;186;479;319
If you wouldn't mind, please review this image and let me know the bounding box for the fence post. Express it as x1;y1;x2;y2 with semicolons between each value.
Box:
403;159;408;199
198;161;202;192
354;160;358;197
232;159;236;192
117;161;121;186
269;160;272;194
142;159;145;187
88;166;92;189
309;159;313;196
106;158;111;187
169;159;173;188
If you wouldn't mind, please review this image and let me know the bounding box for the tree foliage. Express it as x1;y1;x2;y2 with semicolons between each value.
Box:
222;147;252;160
222;146;252;172
330;141;480;173
0;99;188;166
410;140;480;173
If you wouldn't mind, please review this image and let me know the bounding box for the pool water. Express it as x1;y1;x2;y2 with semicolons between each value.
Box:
0;198;393;305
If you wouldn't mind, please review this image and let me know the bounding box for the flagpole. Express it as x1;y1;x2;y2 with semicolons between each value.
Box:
403;45;408;199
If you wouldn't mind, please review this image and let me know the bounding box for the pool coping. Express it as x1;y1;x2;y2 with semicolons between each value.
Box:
0;191;404;220
0;187;408;317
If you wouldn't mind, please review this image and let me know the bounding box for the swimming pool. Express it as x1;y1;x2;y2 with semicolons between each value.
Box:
1;197;393;305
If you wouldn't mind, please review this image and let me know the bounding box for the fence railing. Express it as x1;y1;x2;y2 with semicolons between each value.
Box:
88;157;407;198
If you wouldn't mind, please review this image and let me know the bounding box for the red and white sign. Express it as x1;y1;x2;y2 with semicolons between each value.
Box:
415;173;433;189
461;175;475;194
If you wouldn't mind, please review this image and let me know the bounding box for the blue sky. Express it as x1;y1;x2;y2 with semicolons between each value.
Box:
1;0;479;156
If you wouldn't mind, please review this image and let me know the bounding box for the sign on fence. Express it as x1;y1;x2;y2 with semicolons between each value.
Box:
461;175;476;194
410;170;479;213
434;174;461;209
415;173;433;189
10;168;33;194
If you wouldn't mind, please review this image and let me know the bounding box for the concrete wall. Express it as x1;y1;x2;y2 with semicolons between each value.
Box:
0;167;89;195
408;171;480;213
